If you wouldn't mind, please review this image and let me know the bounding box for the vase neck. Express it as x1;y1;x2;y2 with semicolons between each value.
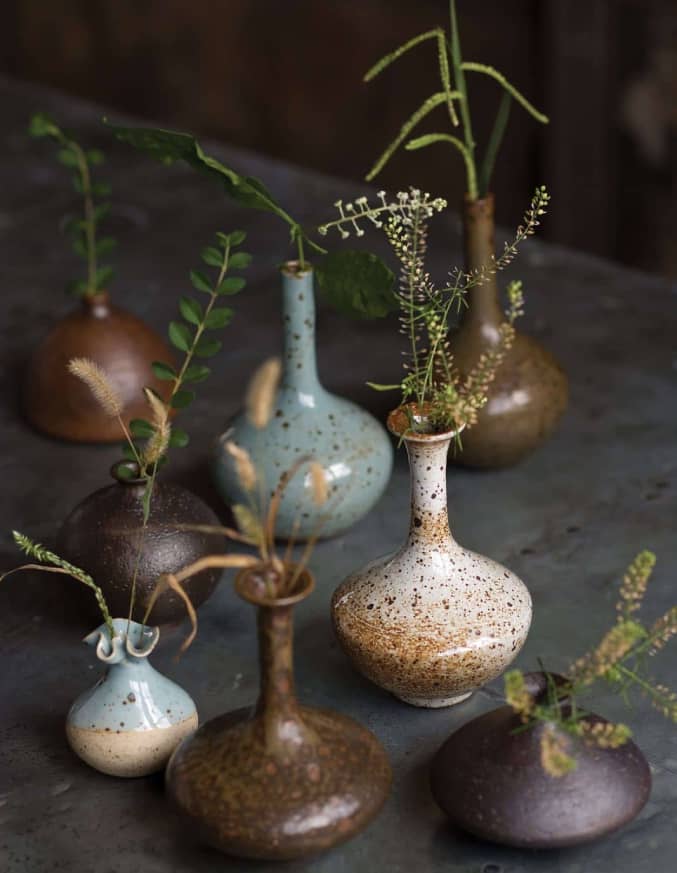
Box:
255;602;312;753
281;266;320;395
461;195;503;335
404;434;455;544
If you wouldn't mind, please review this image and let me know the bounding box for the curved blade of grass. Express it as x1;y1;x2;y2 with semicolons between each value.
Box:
461;62;549;124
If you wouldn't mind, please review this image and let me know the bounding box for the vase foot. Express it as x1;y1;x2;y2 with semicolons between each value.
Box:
396;691;473;708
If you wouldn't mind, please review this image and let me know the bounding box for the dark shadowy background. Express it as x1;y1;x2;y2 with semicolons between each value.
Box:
1;0;675;275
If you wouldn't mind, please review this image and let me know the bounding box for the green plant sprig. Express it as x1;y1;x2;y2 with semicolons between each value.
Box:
364;0;549;199
4;531;115;640
505;551;677;777
29;113;115;297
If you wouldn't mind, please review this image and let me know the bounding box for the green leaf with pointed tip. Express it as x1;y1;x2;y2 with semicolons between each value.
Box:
169;321;192;352
29;113;58;138
171;390;195;409
152;361;177;381
130;418;156;438
57;148;78;167
228;251;252;269
183;364;211;383
217;276;245;295
93;203;111;222
179;295;202;325
169;428;190;448
95;265;114;288
228;230;247;246
194;336;222;358
190;269;212;294
92;181;111;197
316;251;396;319
87;149;105;165
204;306;233;329
71;236;87;257
116;455;139;476
96;237;116;256
201;246;223;267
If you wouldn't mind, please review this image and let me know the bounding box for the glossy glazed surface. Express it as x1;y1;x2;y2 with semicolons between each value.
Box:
24;292;173;443
332;413;532;707
212;264;393;539
66;619;198;777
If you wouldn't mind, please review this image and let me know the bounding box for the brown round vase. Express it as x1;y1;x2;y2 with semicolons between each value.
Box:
449;195;568;468
430;672;651;848
166;566;392;861
24;292;173;443
57;462;223;625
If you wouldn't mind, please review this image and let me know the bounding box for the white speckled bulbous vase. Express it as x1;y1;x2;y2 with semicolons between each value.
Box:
66;619;198;777
332;406;532;708
212;262;393;539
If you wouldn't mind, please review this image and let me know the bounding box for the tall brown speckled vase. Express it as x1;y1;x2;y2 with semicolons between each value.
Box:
166;566;392;861
449;195;568;468
24;292;173;443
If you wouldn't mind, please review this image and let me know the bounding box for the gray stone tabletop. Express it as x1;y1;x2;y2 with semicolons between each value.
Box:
0;77;675;873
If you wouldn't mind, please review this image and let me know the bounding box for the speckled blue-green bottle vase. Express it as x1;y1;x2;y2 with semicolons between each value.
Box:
65;619;198;777
213;263;393;539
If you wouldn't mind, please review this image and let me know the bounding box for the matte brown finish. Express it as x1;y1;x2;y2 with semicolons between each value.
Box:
449;195;568;468
24;292;173;443
431;672;652;848
57;464;222;625
166;567;392;861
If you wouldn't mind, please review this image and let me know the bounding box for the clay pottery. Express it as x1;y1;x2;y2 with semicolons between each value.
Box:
66;619;198;777
431;672;652;848
332;404;532;708
57;462;222;625
449;195;568;468
212;262;393;539
166;565;392;860
25;292;173;443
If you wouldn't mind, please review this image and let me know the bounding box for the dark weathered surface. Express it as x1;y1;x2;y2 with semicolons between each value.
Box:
0;77;676;873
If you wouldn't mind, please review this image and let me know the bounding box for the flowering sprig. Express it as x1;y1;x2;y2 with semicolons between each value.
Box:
505;550;677;777
318;189;447;239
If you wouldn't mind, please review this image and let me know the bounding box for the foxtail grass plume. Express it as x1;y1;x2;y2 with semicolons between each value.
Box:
68;357;123;417
225;441;257;491
141;387;171;467
246;357;281;429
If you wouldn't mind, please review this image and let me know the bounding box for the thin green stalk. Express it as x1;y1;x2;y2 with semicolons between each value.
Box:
449;0;478;198
479;92;512;197
71;141;97;296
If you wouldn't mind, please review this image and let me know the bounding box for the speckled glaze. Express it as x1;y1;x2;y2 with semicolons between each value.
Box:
212;262;393;539
431;672;652;848
449;195;568;468
66;619;198;777
332;406;532;708
166;567;392;860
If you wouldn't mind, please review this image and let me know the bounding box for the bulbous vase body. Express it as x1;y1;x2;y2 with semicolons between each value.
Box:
166;568;391;860
431;673;652;847
66;619;198;777
58;466;222;625
212;263;393;539
332;410;532;708
25;292;173;443
449;195;568;468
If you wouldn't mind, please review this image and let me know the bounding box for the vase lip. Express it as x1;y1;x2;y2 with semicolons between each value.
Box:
235;563;315;608
84;618;160;662
110;460;147;486
82;290;111;316
463;192;495;210
387;403;464;444
523;670;571;704
280;259;313;278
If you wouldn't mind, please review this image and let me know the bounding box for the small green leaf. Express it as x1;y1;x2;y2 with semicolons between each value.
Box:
72;175;84;194
96;236;117;256
316;251;396;319
204;306;233;329
217;276;245;295
71;236;87;257
115;459;139;478
95;265;114;288
92;181;112;197
87;149;105;165
194;336;222;358
183;364;211;383
228;229;247;246
29;113;57;138
169;428;190;448
366;382;401;391
179;295;203;325
171;390;195;409
93;203;111;222
190;269;213;294
57;148;78;167
66;278;88;296
152;361;177;381
201;246;223;267
229;251;252;269
130;418;156;438
169;321;193;352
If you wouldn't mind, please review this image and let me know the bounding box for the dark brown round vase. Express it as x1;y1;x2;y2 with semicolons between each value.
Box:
166;566;392;860
24;292;173;443
57;462;223;625
449;195;568;468
430;672;651;848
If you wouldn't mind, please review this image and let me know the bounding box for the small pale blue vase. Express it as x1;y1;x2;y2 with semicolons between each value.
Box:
212;262;394;539
65;618;198;777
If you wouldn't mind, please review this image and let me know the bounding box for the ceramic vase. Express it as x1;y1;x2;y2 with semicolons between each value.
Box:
66;619;198;777
166;566;392;860
58;461;222;625
332;405;532;708
449;195;568;468
431;672;652;848
212;262;393;539
25;292;173;443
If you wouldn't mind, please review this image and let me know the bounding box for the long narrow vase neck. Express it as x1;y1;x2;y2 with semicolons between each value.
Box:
461;195;503;339
404;433;455;545
281;264;320;395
